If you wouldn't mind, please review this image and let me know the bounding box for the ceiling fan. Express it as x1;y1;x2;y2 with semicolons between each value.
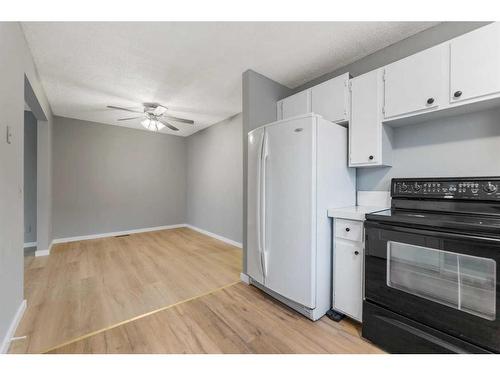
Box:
107;103;194;132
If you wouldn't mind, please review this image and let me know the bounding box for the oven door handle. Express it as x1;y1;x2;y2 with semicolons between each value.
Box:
365;221;500;245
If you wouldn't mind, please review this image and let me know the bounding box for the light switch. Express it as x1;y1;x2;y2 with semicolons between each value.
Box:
6;125;12;144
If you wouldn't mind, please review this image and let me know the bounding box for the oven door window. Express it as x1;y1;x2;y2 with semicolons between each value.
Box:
387;241;496;321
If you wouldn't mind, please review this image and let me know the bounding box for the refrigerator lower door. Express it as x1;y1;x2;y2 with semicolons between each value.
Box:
264;117;316;308
247;127;265;284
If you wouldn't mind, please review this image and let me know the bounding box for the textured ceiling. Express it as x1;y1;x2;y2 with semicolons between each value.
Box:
22;22;438;136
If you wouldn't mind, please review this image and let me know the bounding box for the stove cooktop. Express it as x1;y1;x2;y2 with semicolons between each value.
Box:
366;208;500;236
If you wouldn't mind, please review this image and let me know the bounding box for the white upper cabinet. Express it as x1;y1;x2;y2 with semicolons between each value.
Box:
349;69;391;167
450;23;500;104
311;73;350;124
277;90;311;121
277;74;350;123
384;44;448;119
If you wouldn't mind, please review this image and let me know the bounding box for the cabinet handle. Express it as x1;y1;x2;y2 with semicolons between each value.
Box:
345;227;350;232
368;155;374;160
454;90;462;98
354;251;359;256
426;97;435;105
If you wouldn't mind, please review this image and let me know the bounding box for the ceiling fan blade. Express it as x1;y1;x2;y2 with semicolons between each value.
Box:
159;119;179;131
161;114;194;124
117;116;143;121
107;105;143;114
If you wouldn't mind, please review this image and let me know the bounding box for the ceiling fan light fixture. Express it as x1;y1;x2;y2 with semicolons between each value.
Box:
141;118;165;132
110;103;192;132
141;118;153;130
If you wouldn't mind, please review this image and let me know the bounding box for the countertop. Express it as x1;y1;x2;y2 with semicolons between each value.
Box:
327;205;389;221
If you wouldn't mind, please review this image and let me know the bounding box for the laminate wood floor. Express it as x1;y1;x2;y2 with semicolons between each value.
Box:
48;282;383;354
9;227;242;354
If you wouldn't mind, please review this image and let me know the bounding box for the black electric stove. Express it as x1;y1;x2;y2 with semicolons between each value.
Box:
362;177;500;354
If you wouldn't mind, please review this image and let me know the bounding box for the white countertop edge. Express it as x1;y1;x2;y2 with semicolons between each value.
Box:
327;205;390;221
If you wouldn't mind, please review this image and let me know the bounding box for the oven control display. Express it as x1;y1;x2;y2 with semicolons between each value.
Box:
393;178;500;200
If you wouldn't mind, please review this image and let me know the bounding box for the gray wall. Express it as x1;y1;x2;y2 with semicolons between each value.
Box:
241;70;291;272
187;114;243;243
24;110;37;244
52;116;187;239
0;22;53;349
358;108;500;190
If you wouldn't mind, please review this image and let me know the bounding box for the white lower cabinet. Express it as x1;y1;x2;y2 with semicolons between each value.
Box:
329;206;390;322
333;218;365;322
334;238;363;321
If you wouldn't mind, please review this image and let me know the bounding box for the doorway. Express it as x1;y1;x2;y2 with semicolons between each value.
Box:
24;75;50;257
23;105;37;256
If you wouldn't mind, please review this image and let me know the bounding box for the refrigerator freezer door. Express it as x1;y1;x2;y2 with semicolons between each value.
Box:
264;117;316;308
247;127;265;284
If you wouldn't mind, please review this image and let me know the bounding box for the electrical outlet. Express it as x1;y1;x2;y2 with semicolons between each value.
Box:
6;125;12;144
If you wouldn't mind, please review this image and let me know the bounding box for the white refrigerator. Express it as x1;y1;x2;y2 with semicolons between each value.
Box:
247;113;356;321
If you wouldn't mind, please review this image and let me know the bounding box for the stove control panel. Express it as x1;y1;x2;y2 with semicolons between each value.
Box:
392;177;500;200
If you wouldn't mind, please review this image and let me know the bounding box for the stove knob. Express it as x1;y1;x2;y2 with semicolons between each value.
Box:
484;182;498;194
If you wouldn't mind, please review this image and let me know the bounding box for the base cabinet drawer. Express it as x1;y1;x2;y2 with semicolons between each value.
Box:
335;218;363;242
333;238;363;321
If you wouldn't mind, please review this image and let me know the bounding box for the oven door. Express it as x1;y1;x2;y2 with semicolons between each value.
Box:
365;221;499;352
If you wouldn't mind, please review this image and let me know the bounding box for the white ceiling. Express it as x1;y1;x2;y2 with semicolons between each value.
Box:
22;22;438;136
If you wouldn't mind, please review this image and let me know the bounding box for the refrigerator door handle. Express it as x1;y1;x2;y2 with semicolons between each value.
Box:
261;131;269;280
256;130;265;281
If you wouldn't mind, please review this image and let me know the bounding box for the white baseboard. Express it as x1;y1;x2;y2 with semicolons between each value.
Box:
240;273;250;284
35;249;50;257
23;241;37;248
185;224;242;248
48;223;241;251
52;224;187;245
35;240;54;257
0;299;26;353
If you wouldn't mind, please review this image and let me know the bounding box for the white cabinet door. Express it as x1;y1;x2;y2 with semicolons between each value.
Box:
334;238;363;321
281;90;311;120
450;22;500;103
349;69;383;166
384;44;448;118
311;73;349;123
